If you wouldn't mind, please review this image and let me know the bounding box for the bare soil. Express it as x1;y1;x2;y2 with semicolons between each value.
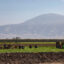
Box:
0;52;64;64
39;62;64;64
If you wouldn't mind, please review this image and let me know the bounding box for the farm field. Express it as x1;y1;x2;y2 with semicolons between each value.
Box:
0;46;64;53
0;42;56;44
0;42;63;53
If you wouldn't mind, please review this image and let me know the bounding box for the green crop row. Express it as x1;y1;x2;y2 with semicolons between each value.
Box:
0;42;56;44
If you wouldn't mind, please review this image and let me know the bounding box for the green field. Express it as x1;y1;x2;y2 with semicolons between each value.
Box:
0;46;64;53
0;42;63;53
0;42;56;44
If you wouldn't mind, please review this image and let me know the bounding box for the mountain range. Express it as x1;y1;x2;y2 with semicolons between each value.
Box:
0;13;64;39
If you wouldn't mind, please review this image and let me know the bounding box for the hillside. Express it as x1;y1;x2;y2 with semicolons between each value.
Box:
0;13;64;38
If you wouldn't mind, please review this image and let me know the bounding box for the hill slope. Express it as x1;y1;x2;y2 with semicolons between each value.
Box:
0;13;64;38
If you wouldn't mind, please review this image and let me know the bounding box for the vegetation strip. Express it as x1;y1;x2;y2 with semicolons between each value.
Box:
0;47;64;53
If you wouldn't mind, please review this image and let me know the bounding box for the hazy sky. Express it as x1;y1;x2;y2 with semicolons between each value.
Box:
0;0;64;25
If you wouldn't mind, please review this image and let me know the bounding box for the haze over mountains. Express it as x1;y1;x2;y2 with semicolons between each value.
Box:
0;13;64;39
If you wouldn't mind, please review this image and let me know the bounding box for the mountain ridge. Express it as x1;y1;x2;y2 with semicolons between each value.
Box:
0;13;64;38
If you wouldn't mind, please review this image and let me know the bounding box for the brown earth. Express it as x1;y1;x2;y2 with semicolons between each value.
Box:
0;52;64;64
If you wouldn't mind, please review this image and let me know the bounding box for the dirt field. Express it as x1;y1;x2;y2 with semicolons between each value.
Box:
0;52;64;64
39;62;63;64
